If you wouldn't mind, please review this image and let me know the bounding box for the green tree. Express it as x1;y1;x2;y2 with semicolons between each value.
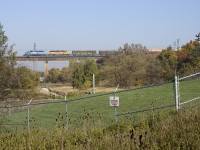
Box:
177;40;200;74
190;43;200;72
67;59;99;89
48;68;61;83
157;47;178;80
0;22;43;101
100;52;147;88
0;23;17;100
82;59;98;89
146;56;162;83
59;67;71;83
15;66;40;89
72;62;84;89
118;43;147;54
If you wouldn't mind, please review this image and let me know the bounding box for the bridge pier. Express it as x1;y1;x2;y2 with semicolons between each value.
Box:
15;56;103;80
44;58;48;78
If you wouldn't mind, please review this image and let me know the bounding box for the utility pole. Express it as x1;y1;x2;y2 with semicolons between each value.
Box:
177;38;180;50
34;42;36;51
173;41;176;51
33;42;37;70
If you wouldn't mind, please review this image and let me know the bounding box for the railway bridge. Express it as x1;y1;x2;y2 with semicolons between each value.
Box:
15;55;104;78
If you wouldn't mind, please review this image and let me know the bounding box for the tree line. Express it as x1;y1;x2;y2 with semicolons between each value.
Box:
47;38;200;88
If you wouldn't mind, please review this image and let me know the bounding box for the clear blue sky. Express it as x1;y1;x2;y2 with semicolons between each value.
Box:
1;0;200;55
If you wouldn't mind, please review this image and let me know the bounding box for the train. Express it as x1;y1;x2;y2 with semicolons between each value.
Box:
23;49;162;57
23;50;70;56
23;50;119;56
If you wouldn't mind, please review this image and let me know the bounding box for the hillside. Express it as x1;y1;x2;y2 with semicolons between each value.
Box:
0;78;200;149
0;104;199;149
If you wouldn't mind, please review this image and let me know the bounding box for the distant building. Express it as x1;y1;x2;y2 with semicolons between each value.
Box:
148;49;163;52
146;48;163;54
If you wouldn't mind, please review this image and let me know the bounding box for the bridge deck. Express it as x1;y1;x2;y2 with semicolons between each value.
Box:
15;55;104;61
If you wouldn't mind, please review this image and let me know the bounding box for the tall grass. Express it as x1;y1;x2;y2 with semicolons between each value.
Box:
0;78;200;149
0;104;200;149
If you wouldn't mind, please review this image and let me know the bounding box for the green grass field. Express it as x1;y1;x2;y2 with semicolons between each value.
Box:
1;78;200;132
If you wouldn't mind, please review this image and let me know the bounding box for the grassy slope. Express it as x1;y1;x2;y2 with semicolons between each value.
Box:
1;78;200;131
0;102;200;149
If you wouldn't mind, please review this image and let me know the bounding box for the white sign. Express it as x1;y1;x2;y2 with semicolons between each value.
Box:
109;96;119;106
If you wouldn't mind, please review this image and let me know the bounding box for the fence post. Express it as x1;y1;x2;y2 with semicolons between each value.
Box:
65;96;68;130
114;84;119;123
114;106;117;123
93;74;95;94
8;104;11;116
175;76;180;111
27;98;33;131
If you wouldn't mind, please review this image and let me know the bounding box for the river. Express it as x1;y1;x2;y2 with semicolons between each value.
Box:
17;60;69;72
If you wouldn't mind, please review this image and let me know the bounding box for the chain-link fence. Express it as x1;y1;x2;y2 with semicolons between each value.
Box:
1;73;199;132
0;82;175;132
176;72;200;109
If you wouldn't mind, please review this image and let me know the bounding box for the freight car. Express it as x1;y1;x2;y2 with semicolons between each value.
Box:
99;50;119;56
49;50;70;55
72;50;97;56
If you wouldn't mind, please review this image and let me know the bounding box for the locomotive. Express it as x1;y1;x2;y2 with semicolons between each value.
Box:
23;50;46;56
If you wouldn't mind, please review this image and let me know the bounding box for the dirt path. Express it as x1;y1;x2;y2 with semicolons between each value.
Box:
49;86;117;93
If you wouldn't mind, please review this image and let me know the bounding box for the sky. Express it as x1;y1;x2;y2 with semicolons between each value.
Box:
1;0;200;56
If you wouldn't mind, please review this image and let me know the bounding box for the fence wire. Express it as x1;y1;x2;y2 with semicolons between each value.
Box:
179;73;200;106
0;81;176;132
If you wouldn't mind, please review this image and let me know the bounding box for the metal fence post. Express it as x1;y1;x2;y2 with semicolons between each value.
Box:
93;74;95;94
65;96;68;130
114;106;117;123
175;76;180;111
114;84;119;123
178;76;180;109
113;92;118;123
8;104;11;116
27;98;33;131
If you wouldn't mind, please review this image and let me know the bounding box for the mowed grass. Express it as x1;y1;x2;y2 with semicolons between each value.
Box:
2;78;200;132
